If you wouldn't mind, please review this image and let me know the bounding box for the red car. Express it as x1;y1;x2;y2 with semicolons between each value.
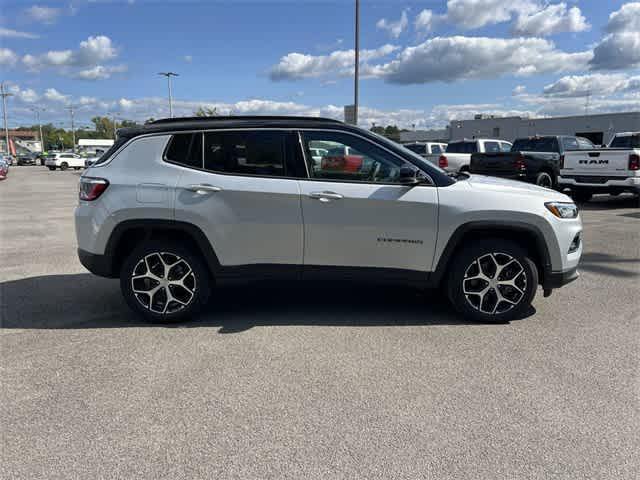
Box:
0;159;9;180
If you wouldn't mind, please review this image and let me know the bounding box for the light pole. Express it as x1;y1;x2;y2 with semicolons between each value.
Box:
107;112;119;139
1;83;14;155
354;0;360;126
31;107;45;152
158;72;179;118
66;105;76;152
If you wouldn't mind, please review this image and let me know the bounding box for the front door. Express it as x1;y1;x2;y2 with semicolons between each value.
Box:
298;130;439;273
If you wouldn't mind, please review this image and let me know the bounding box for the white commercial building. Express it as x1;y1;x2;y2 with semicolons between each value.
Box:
400;111;640;145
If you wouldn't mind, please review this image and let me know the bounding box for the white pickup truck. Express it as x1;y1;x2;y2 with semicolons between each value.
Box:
44;152;84;171
403;142;447;159
559;132;640;203
430;138;512;173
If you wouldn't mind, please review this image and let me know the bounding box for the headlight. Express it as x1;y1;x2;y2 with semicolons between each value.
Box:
545;202;578;219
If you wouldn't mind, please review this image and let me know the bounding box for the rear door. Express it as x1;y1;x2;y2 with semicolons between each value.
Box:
297;129;438;273
174;130;305;267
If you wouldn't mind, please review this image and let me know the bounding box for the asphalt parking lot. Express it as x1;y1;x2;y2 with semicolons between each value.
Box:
1;166;639;479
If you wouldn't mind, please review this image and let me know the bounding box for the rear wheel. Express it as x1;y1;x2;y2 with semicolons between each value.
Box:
448;239;538;323
60;162;69;171
120;241;211;323
535;171;554;189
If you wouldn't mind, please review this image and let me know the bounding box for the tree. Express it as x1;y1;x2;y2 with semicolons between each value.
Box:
194;106;219;117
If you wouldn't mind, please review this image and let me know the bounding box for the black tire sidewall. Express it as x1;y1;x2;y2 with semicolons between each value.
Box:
536;171;554;189
120;241;211;323
448;239;539;323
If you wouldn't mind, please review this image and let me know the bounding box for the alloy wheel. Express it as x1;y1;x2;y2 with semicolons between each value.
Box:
462;252;527;315
130;252;197;314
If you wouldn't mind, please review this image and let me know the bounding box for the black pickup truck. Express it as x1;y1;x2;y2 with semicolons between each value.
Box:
469;135;595;188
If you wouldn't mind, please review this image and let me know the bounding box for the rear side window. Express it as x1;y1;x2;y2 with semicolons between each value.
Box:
446;142;477;154
165;133;203;168
511;137;559;152
610;135;640;148
562;137;579;151
92;136;129;166
405;144;426;155
204;131;286;177
430;144;443;154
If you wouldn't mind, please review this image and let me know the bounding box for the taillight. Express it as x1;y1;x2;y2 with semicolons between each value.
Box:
515;153;526;170
629;154;640;171
439;155;448;168
559;154;565;169
79;177;109;201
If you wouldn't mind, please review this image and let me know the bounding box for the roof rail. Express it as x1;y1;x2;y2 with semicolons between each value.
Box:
150;115;344;125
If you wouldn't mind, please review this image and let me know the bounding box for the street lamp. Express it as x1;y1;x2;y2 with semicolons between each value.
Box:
158;72;179;118
31;107;46;152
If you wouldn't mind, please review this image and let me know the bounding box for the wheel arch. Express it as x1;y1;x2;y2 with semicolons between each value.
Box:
104;220;220;278
428;221;552;288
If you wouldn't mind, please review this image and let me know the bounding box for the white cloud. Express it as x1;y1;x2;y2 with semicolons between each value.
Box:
376;9;409;38
590;3;640;70
378;36;592;84
25;5;61;24
513;85;527;95
0;27;39;39
414;9;435;33
269;44;399;81
542;73;640;97
0;48;18;66
512;3;589;37
43;88;70;103
74;64;127;80
183;55;193;63
7;84;39;103
444;0;537;30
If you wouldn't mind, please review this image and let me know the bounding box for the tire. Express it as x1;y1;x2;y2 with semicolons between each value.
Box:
120;241;211;323
535;171;554;189
48;166;56;171
60;162;69;171
572;189;592;203
447;239;538;323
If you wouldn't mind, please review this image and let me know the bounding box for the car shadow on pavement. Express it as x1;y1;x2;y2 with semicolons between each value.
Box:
0;273;534;331
579;252;640;278
577;194;639;211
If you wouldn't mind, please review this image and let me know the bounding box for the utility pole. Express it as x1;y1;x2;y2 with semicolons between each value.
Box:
1;83;14;155
354;0;360;126
108;112;118;139
158;72;179;118
31;107;45;152
66;105;76;152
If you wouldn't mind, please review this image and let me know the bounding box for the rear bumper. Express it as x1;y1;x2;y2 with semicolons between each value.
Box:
78;248;115;278
544;266;579;289
558;175;640;192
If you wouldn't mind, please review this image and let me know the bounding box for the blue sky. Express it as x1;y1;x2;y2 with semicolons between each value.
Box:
1;1;639;130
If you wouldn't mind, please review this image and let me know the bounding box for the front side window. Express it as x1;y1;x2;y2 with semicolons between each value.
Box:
430;144;443;154
301;130;409;183
562;137;579;151
499;142;512;152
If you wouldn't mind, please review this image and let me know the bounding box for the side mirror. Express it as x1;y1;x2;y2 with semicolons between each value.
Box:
399;165;423;185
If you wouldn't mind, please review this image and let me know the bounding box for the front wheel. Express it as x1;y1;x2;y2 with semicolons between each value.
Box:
120;241;211;323
448;240;538;323
60;162;69;171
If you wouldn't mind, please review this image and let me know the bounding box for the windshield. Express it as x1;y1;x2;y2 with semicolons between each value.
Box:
610;135;640;148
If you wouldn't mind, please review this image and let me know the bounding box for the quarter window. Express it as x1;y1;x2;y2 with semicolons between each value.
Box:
165;133;202;168
301;131;409;183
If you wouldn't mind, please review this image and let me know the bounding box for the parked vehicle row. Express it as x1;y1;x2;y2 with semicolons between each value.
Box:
76;116;582;325
45;152;85;171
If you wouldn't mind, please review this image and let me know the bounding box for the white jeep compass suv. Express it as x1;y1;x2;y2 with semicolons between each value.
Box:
75;117;582;323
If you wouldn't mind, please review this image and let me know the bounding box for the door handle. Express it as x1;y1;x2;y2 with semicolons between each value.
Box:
309;191;343;201
186;184;223;194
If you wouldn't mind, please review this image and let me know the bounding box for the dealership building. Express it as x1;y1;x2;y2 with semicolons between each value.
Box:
400;111;640;145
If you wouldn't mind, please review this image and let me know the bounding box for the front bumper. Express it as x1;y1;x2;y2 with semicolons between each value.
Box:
544;266;579;289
